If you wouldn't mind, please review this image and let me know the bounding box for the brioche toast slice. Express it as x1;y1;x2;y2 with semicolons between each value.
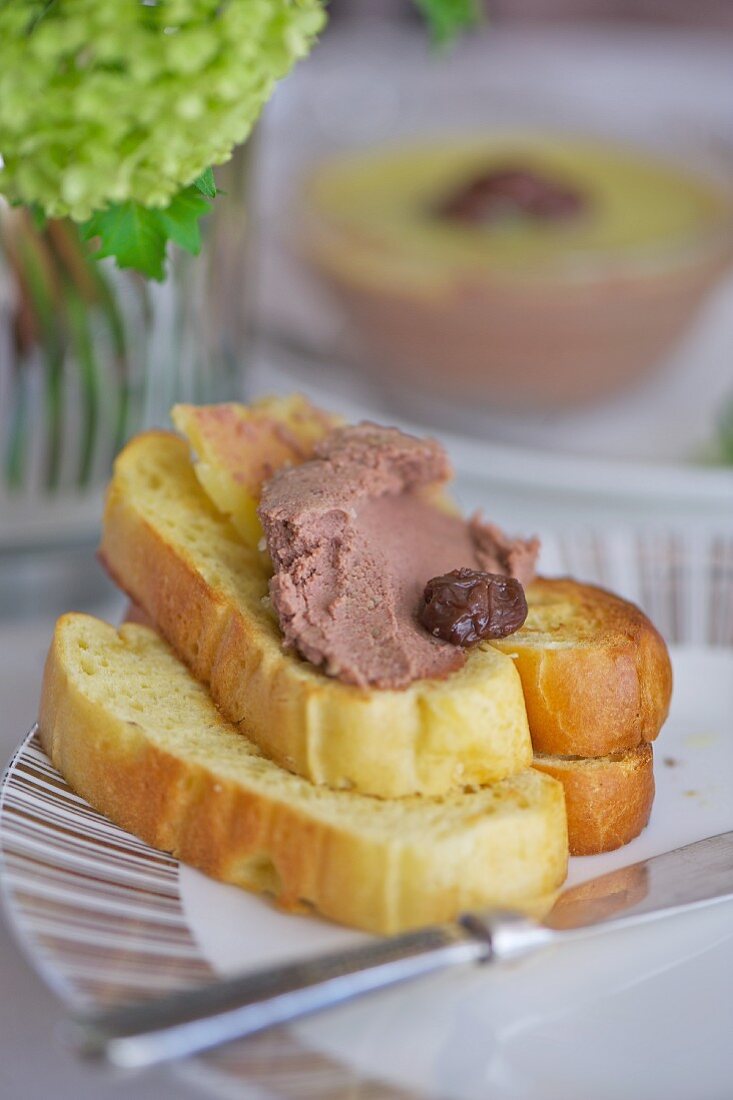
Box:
492;578;672;757
100;432;533;798
39;615;568;934
172;403;670;764
533;744;654;856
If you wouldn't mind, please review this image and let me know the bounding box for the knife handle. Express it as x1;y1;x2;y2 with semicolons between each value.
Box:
72;920;495;1070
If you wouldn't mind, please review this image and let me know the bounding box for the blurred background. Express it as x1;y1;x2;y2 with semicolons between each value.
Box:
2;0;733;619
249;1;733;474
1;4;732;1097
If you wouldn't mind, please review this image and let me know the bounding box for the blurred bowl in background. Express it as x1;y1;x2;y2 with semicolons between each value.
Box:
299;133;733;408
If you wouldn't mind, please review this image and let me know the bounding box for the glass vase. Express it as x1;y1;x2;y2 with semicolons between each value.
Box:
0;144;252;555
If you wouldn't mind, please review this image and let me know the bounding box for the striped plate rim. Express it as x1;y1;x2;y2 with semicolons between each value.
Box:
0;730;424;1099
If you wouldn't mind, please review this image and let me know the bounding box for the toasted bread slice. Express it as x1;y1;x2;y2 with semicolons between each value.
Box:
492;578;672;757
38;615;568;934
172;402;670;764
100;432;533;798
533;743;654;855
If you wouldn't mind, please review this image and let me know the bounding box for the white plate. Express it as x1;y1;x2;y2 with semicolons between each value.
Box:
1;531;732;1100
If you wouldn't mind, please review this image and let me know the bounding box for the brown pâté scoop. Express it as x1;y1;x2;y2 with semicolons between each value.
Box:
258;423;538;690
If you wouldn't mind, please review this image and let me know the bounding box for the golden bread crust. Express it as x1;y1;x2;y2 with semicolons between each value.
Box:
533;743;654;855
38;615;567;934
99;432;533;798
492;577;672;757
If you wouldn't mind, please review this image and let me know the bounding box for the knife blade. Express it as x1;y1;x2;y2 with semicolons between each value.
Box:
73;830;733;1070
542;830;733;933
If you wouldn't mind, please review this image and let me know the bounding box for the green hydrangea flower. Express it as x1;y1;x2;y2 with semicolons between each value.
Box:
0;0;325;221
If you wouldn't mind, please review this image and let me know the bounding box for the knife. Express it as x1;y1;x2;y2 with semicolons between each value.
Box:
73;830;733;1070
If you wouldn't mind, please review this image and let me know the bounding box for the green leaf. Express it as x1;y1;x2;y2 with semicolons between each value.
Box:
157;185;211;255
412;0;481;44
193;167;217;199
80;182;213;280
81;203;168;280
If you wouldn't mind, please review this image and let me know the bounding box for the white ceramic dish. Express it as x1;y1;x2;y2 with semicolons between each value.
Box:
254;23;733;512
1;529;732;1100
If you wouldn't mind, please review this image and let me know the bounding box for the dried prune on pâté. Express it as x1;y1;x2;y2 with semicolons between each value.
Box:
420;568;528;646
